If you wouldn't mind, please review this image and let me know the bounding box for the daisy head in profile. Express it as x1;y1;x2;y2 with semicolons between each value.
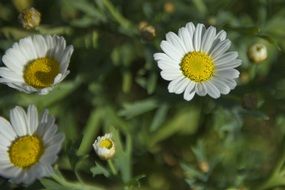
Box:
0;35;73;95
93;133;115;160
0;105;64;185
154;22;241;101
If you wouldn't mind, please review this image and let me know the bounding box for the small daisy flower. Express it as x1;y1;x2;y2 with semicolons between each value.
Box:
93;133;115;160
0;35;74;95
0;105;64;185
154;22;241;101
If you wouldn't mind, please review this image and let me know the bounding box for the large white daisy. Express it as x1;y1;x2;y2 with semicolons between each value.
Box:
154;22;241;101
0;35;74;95
0;105;64;185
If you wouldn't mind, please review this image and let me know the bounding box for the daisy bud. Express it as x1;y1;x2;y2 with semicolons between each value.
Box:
164;2;175;14
93;133;115;160
247;43;267;63
198;161;209;173
12;0;33;11
19;7;41;30
138;21;156;41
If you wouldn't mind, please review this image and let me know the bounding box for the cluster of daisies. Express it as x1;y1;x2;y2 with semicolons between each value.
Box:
0;22;240;186
0;35;115;185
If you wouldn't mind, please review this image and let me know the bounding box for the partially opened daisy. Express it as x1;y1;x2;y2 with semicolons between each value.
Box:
0;105;64;185
154;22;241;101
0;35;73;95
93;133;115;160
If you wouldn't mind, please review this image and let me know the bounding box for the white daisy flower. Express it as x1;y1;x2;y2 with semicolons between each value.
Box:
154;22;242;101
0;35;74;95
93;133;115;160
0;105;64;185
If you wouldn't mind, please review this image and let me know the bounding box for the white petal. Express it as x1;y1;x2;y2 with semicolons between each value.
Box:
45;133;65;147
37;114;55;137
216;30;227;41
211;78;231;94
59;45;74;72
154;52;179;63
160;40;184;61
10;106;28;136
166;32;187;54
27;105;39;135
0;68;23;82
215;69;240;79
178;27;194;52
210;39;231;59
42;124;57;143
195;83;207;96
216;58;241;67
32;35;48;58
157;60;180;70
214;51;239;63
160;70;182;81
183;82;196;101
18;36;37;60
168;76;184;93
216;77;237;89
216;59;242;70
0;132;12;147
168;76;188;94
2;49;25;74
0;117;17;141
201;26;216;53
185;22;195;37
193;24;205;51
40;143;62;164
0;164;22;178
204;82;220;99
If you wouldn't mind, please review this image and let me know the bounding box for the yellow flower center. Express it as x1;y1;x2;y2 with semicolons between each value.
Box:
8;135;44;168
180;51;215;82
99;139;113;149
23;57;60;89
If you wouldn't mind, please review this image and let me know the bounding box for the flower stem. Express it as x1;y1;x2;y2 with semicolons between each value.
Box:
108;159;118;175
101;0;135;34
51;166;104;190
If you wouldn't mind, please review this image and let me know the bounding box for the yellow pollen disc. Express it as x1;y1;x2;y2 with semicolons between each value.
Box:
180;51;215;82
8;135;44;168
23;57;60;89
99;139;113;149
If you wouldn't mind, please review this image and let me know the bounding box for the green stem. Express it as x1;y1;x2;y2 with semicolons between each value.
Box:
108;159;118;175
51;167;104;190
101;0;133;30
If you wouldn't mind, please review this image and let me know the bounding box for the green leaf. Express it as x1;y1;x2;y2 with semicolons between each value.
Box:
149;104;169;132
76;108;104;156
90;162;111;177
40;179;70;190
16;77;82;109
149;106;200;146
108;127;132;182
119;98;158;119
73;31;99;48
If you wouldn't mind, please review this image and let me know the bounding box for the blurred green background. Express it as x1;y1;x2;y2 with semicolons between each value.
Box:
1;0;285;189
